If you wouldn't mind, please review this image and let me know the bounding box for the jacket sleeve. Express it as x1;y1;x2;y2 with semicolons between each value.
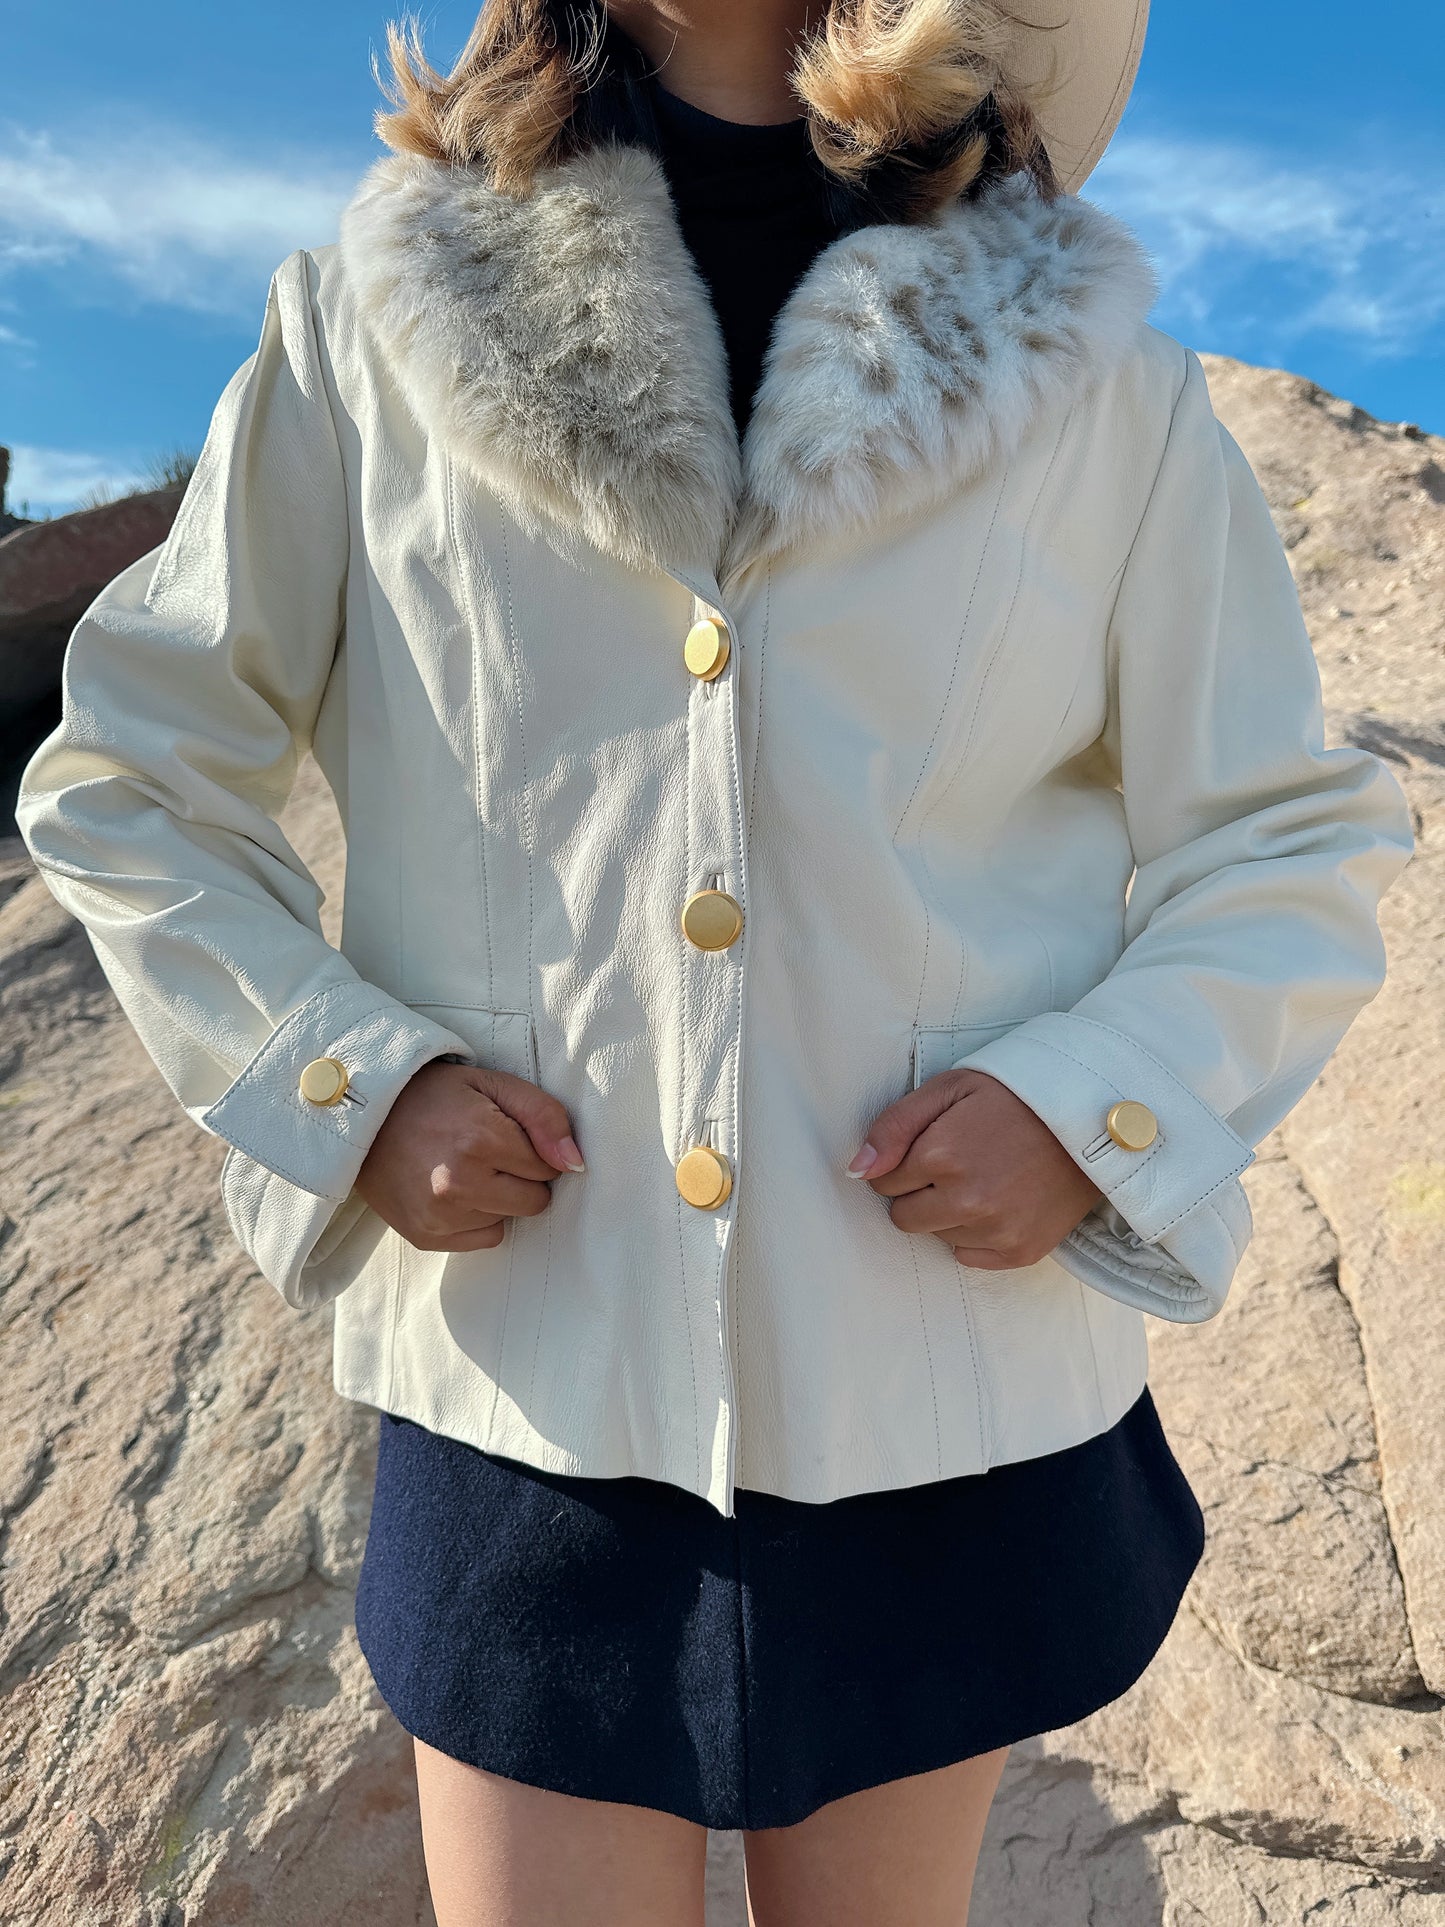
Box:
15;248;480;1311
951;343;1415;1321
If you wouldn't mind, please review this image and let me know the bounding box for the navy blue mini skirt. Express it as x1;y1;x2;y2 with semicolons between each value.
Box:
355;1385;1203;1831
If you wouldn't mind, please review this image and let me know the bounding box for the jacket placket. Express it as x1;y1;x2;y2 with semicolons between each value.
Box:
666;558;754;1516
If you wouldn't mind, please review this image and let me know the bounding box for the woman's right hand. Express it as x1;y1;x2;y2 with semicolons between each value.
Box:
355;1059;585;1252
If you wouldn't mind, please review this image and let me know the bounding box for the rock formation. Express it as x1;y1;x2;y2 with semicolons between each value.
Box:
1;356;1441;1924
0;481;184;833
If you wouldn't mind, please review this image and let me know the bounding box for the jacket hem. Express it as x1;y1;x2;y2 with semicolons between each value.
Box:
329;1333;1149;1513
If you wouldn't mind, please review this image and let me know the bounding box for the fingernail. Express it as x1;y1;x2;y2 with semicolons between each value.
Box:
557;1136;586;1173
846;1143;878;1178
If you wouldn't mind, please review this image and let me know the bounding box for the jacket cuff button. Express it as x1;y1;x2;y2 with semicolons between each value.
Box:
1106;1100;1157;1150
299;1056;351;1106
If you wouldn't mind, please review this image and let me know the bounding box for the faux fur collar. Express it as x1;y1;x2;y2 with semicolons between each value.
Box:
338;142;1159;583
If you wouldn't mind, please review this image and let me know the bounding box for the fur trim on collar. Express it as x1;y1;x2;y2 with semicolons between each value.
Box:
338;144;1158;581
339;145;740;576
732;170;1160;569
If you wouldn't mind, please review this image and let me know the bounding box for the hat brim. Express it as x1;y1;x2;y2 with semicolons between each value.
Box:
1004;0;1150;193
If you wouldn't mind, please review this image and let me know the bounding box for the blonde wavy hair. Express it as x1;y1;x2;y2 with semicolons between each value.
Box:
375;0;1068;214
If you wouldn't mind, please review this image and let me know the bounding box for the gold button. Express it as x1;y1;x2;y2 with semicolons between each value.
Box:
684;617;730;680
299;1056;351;1106
1106;1100;1158;1151
675;1145;733;1209
680;888;744;951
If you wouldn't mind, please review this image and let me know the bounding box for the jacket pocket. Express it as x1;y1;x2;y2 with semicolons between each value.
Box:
911;1018;1024;1089
407;1002;539;1085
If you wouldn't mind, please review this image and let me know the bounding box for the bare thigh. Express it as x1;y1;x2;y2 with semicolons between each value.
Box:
412;1737;710;1927
742;1746;1010;1927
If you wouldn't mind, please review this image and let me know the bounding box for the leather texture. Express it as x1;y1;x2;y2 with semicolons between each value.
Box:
16;146;1415;1515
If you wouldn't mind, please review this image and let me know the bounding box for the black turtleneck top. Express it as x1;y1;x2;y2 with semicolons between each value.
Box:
644;78;846;438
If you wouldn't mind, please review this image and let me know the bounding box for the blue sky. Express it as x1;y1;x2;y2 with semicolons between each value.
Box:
2;2;1441;516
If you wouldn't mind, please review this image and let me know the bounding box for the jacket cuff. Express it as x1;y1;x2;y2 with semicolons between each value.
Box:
951;1009;1256;1319
198;977;479;1202
1053;1181;1252;1321
219;1147;387;1312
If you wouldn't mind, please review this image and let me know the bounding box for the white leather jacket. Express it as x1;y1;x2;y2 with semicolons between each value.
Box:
16;145;1414;1514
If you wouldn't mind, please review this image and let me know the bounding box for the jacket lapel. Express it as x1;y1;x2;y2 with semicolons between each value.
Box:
338;142;1158;581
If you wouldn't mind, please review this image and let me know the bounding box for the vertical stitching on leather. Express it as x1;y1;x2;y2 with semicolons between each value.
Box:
950;423;1067;770
447;454;496;1009
908;1239;943;1479
510;998;554;1436
383;1226;404;1412
913;893;933;1034
525;1131;556;1434
902;479;1009;1030
952;1251;990;1468
951;908;1055;1033
913;423;1067;1031
498;510;535;1017
943;559;1126;1031
672;1197;700;1492
676;640;702;1492
484;511;532;1442
745;561;772;837
720;585;753;1500
1077;1279;1111;1431
895;478;1008;842
495;1192;522;1442
682;650;697;1146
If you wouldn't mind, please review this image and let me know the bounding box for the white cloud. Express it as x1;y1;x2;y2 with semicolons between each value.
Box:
2;111;1439;369
6;444;149;518
0;124;357;315
1090;130;1445;356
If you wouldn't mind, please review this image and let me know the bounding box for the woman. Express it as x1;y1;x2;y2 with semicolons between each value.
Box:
16;0;1414;1921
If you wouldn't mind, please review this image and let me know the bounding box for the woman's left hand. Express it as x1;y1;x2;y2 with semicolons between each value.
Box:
849;1070;1106;1269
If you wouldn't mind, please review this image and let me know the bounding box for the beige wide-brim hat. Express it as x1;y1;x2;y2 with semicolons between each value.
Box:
1004;0;1150;192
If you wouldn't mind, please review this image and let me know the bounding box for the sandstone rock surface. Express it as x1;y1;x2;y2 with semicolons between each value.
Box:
0;485;183;698
1;355;1441;1924
0;794;432;1924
